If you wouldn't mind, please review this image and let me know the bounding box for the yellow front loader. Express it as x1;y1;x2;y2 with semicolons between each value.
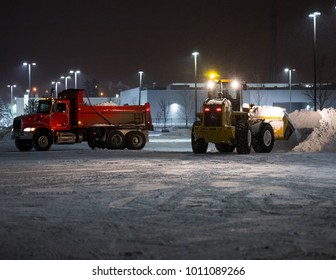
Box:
192;79;295;154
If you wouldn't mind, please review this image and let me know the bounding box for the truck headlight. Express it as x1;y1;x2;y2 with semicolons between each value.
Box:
23;127;36;132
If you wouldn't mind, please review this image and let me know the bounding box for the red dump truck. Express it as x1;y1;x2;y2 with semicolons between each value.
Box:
12;89;153;151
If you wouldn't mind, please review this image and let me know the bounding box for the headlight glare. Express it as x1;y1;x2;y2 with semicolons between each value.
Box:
23;127;36;132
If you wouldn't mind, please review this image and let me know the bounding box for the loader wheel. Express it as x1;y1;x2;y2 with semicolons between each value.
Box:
15;139;33;151
33;131;52;151
106;130;126;149
235;120;251;154
215;143;235;153
252;123;274;153
126;131;146;150
191;122;208;154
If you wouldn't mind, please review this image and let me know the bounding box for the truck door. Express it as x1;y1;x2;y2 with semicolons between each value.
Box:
51;101;70;130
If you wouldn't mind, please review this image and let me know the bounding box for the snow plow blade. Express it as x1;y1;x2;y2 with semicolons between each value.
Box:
249;106;295;140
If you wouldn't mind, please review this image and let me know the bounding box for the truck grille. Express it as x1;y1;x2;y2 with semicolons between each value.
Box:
13;119;22;131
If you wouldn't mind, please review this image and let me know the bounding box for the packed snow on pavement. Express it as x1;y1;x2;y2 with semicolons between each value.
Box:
0;108;335;259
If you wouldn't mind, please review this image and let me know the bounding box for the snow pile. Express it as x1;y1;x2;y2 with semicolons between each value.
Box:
292;108;336;152
94;101;118;106
289;110;321;129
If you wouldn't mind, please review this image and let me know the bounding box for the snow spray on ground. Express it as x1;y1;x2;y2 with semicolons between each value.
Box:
291;108;336;152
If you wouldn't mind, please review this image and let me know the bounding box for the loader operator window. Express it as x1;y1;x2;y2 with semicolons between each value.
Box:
37;101;52;113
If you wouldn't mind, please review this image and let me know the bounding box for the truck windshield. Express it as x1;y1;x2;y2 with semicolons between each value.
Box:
37;101;52;113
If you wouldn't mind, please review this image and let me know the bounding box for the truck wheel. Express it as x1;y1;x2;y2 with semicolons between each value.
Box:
33;131;52;151
126;131;146;150
87;138;97;149
191;123;208;154
235;120;251;154
215;143;235;153
106;130;126;149
15;139;33;151
252;123;274;153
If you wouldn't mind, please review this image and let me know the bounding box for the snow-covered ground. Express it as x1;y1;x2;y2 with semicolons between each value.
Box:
0;109;335;260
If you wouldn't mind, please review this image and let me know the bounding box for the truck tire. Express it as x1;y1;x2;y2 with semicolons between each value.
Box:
106;130;126;149
252;123;274;153
87;138;97;149
235;120;251;154
15;139;33;151
215;143;235;153
126;131;146;150
191;122;208;154
33;131;52;151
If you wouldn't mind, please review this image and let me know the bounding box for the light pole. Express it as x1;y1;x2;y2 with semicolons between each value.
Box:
284;68;296;112
61;76;71;90
138;71;144;105
69;70;80;88
192;51;199;121
23;62;36;100
309;11;320;111
7;84;16;113
51;81;61;98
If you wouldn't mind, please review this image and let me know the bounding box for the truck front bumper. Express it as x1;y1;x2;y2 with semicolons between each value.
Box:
11;131;34;140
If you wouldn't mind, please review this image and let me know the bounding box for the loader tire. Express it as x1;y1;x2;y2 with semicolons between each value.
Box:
33;131;52;151
191;122;208;154
235;120;251;154
252;123;274;153
215;143;235;153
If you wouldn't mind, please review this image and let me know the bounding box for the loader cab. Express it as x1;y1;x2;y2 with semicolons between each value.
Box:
207;79;244;112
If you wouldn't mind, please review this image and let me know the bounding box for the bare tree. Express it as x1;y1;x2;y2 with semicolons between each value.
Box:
304;55;336;110
250;70;267;106
179;91;194;127
155;111;162;126
158;98;170;129
304;87;336;110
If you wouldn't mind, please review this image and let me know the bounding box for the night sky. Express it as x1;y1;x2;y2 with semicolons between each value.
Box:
1;0;336;98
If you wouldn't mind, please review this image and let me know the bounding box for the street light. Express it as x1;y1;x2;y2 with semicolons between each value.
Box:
61;75;71;90
284;68;296;112
192;51;199;121
69;70;80;88
23;62;36;100
51;81;61;98
7;84;16;113
309;11;321;111
138;71;144;105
